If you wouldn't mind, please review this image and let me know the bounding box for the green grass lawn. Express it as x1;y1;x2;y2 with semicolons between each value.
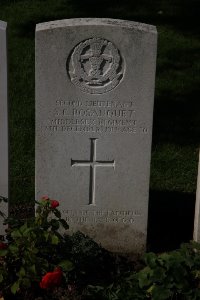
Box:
0;0;199;207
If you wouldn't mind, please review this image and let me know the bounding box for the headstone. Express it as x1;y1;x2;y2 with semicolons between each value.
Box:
35;18;157;256
193;150;200;241
0;20;8;237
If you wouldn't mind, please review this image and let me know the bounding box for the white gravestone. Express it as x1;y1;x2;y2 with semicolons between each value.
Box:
193;150;200;242
36;18;157;255
0;20;8;237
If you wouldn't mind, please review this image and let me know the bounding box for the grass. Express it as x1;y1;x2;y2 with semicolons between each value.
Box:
0;0;199;218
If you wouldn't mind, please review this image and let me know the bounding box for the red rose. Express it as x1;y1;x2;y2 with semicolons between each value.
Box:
41;195;49;201
0;242;7;250
40;267;62;289
50;200;59;209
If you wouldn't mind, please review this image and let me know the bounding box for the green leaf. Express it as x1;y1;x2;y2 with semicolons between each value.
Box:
39;200;50;206
22;278;31;288
50;219;60;230
11;229;22;238
138;267;152;288
147;284;155;295
22;227;32;237
43;231;51;242
144;252;158;268
0;249;7;256
20;223;28;233
9;244;19;254
51;234;59;245
31;247;39;254
11;281;20;294
17;267;26;278
152;286;171;300
58;260;74;272
29;264;36;275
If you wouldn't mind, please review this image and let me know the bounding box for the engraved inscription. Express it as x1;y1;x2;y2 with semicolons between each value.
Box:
63;209;142;224
45;99;140;134
71;138;115;205
67;37;124;94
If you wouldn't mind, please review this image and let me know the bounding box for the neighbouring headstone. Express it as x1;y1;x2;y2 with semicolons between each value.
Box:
0;20;8;237
36;18;157;255
193;150;200;241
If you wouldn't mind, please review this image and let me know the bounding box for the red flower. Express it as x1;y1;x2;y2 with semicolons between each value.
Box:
40;267;62;289
0;242;7;250
50;200;59;209
41;195;49;201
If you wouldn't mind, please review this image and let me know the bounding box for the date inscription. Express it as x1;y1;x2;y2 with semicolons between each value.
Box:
62;209;142;224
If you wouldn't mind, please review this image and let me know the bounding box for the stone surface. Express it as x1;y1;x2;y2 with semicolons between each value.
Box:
35;18;157;255
0;20;8;237
193;150;200;241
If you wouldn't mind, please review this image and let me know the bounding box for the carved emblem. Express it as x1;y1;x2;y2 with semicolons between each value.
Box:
67;37;124;94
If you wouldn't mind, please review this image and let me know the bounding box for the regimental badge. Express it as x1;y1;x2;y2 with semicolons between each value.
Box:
67;37;125;94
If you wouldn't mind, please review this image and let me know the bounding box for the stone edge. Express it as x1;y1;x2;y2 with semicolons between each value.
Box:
36;18;157;34
194;150;200;241
0;19;8;236
0;20;7;30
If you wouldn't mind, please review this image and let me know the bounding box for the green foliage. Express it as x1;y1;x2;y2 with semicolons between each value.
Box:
63;232;118;287
0;197;72;299
140;243;200;300
2;198;200;299
86;242;200;300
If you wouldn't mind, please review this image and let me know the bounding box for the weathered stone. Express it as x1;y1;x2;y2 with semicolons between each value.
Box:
194;150;200;242
0;20;8;237
35;18;157;256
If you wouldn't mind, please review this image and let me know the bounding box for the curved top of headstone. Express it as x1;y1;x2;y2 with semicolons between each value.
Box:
0;20;7;30
36;18;157;34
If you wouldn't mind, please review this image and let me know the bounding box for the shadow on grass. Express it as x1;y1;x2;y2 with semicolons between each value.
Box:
12;1;199;148
153;96;200;146
11;0;200;40
66;0;200;33
147;189;195;253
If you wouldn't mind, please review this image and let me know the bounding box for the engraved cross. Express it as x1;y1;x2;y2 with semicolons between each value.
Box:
71;138;115;205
